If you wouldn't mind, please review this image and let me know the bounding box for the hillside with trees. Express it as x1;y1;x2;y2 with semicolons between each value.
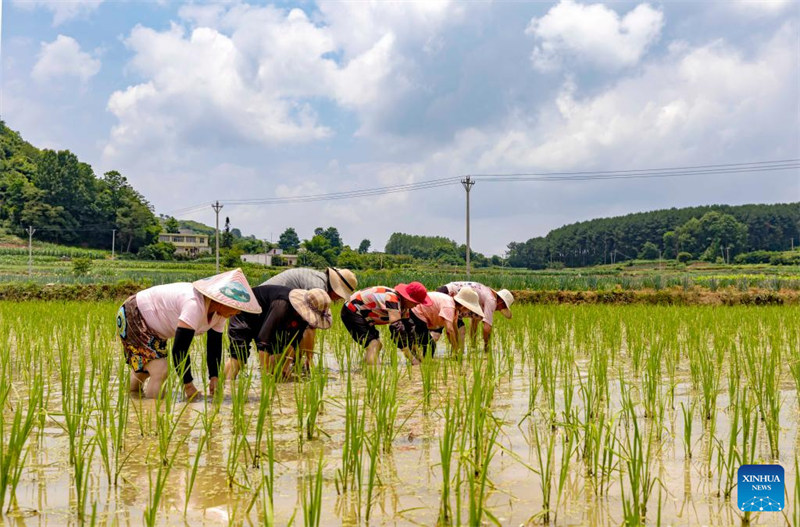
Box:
0;121;159;252
507;203;800;269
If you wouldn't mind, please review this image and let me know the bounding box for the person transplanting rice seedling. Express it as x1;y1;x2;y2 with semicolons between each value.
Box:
223;286;333;381
407;287;484;357
340;282;432;365
262;266;357;367
435;281;514;352
116;268;260;399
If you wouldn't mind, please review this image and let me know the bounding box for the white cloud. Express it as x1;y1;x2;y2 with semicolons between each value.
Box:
526;0;663;71
13;0;104;26
31;34;100;83
728;0;794;16
104;2;464;165
462;22;799;171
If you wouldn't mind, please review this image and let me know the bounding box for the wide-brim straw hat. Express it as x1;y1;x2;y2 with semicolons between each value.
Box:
289;288;333;329
327;267;358;300
454;286;484;318
193;268;262;314
495;289;514;319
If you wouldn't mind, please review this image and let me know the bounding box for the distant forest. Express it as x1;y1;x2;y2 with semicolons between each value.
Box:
0;121;159;252
507;203;800;269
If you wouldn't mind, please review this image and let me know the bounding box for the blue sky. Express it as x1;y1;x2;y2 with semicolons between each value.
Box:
2;0;798;255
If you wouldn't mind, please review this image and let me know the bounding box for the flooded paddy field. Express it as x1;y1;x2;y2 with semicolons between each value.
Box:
0;302;798;526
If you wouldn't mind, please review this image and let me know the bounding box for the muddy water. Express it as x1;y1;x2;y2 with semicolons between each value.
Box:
1;306;798;526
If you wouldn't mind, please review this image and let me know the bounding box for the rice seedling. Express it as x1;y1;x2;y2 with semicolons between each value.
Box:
0;361;43;512
144;372;196;527
302;451;325;527
619;377;660;526
335;372;366;496
438;386;461;525
304;355;327;441
680;400;696;460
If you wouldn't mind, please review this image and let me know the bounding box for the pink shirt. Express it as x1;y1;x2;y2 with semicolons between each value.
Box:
136;283;227;339
412;292;456;329
444;281;497;326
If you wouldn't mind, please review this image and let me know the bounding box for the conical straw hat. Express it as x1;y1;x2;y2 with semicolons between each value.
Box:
192;268;261;314
454;287;484;318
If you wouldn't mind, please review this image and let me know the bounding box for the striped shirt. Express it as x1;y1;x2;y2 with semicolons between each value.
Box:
443;281;497;326
262;268;328;291
345;286;406;325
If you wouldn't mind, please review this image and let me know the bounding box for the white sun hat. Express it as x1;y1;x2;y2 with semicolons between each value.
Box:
454;287;484;318
495;289;514;319
192;268;262;314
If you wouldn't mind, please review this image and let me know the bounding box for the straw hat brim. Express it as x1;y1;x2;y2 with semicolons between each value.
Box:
327;268;357;300
289;289;332;329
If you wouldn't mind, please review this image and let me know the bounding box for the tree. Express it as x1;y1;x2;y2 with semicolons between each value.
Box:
662;231;677;259
278;227;301;253
222;216;233;248
358;239;371;254
638;241;660;260
165;216;180;233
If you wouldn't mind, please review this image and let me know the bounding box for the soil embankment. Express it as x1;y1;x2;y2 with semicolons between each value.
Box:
0;281;795;305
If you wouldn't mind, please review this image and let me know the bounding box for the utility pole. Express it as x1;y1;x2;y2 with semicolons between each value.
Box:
461;176;475;278
111;229;116;260
27;226;35;275
212;201;223;273
264;239;269;267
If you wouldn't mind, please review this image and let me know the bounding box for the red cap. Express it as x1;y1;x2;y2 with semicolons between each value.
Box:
395;281;432;306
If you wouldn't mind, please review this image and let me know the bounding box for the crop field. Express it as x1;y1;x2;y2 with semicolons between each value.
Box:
0;248;799;293
0;302;798;526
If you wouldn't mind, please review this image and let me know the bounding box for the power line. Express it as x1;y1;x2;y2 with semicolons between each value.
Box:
164;159;799;216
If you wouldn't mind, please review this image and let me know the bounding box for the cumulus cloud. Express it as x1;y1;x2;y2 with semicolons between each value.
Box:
460;22;800;172
526;0;663;71
104;1;465;165
13;0;104;26
31;35;100;83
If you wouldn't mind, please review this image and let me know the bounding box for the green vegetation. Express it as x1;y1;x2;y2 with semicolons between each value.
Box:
507;202;799;268
1;121;159;252
0;301;797;524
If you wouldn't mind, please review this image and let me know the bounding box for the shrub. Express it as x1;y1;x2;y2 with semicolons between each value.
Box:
677;252;692;263
72;257;92;276
138;242;176;261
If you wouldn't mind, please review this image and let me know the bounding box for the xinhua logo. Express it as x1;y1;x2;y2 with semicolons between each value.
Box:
738;464;784;512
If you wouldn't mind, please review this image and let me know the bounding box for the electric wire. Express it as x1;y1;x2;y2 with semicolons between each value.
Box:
162;158;799;216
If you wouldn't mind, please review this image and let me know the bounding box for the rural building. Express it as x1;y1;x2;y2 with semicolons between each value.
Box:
241;248;299;267
158;232;211;257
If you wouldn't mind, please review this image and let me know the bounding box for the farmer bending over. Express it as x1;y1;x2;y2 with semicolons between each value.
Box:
409;287;484;357
341;283;432;365
224;286;332;380
262;267;357;368
437;282;514;352
116;268;260;399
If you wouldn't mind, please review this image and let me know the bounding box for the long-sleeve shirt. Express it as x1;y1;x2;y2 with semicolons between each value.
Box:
228;285;308;354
